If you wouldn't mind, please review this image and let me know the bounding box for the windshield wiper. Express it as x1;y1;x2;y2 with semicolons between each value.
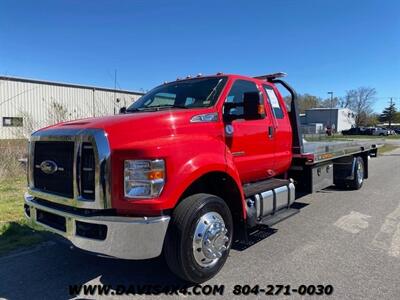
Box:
126;104;188;113
142;104;188;111
125;108;143;113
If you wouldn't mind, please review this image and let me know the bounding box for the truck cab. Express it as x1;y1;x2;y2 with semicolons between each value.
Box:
24;73;376;283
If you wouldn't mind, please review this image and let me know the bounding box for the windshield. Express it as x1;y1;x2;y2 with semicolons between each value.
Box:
127;77;227;112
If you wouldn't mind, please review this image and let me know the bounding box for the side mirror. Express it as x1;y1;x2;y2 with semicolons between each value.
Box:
223;92;264;122
223;102;240;122
243;92;263;120
119;106;127;114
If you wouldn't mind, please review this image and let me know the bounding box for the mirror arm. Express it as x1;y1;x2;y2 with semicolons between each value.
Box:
119;106;127;114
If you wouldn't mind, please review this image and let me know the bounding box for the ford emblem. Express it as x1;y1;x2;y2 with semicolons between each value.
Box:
40;160;58;174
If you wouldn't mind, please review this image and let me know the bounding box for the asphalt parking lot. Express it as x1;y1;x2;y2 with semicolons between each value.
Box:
1;146;400;300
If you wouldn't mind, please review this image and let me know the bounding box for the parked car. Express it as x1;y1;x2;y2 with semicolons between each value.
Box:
364;127;376;135
342;127;368;135
372;127;395;136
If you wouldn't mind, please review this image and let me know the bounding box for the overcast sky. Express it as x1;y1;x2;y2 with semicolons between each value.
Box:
1;0;399;112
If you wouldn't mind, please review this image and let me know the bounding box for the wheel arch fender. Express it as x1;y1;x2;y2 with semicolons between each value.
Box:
173;154;246;220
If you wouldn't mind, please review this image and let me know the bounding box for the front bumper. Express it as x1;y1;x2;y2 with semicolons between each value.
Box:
24;193;170;259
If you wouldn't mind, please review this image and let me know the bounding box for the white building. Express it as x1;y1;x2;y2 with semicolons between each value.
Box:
304;108;356;132
0;76;144;139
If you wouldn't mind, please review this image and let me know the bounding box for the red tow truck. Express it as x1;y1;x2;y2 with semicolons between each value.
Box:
24;73;378;283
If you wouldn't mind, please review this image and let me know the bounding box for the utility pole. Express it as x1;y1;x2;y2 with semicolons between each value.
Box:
389;97;393;128
114;69;117;115
327;91;334;135
92;88;95;117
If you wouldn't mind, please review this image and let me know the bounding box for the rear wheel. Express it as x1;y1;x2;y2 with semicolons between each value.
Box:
335;156;365;190
349;156;364;190
164;193;233;283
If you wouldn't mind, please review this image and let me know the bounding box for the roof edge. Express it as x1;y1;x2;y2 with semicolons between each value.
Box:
0;75;145;95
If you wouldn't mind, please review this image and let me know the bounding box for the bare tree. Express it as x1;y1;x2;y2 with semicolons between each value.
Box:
13;111;40;139
338;93;352;108
47;100;69;125
365;113;379;126
344;87;376;127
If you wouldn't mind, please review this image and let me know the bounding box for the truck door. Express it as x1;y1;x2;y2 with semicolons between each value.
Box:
262;84;293;174
224;79;276;183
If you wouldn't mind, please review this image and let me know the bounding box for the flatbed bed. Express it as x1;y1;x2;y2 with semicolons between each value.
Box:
297;140;380;164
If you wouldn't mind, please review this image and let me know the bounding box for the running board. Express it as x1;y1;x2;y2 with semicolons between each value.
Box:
257;208;299;227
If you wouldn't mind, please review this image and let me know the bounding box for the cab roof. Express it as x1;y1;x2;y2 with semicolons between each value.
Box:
168;72;287;85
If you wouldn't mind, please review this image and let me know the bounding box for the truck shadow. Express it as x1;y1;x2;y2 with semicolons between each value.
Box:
317;186;356;193
232;201;309;251
1;203;310;300
0;242;187;300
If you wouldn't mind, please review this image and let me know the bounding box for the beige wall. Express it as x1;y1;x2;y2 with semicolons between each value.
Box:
0;78;143;139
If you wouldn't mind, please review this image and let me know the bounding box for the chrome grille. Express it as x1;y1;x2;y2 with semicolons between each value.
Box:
80;142;95;200
33;141;75;198
28;128;111;209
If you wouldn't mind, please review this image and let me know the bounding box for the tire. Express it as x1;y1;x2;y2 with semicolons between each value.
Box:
335;157;365;190
348;157;365;190
335;180;348;189
164;193;233;283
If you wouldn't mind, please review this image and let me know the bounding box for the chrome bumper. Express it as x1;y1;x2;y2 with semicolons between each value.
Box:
24;193;170;259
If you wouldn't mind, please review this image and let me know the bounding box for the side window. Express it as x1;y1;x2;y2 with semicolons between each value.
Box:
2;117;23;127
226;80;261;116
264;85;284;119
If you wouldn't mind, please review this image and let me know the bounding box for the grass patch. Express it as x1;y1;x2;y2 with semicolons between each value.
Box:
0;139;28;148
339;135;400;139
304;134;400;142
0;222;46;256
0;176;47;256
379;144;399;154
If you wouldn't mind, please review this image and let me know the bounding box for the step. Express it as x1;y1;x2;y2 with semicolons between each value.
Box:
243;178;290;198
257;208;299;227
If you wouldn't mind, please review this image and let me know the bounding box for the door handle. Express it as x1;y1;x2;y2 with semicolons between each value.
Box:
268;126;274;138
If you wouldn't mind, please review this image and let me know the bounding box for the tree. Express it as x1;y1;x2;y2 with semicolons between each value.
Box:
320;96;339;109
395;112;400;123
47;100;69;125
344;87;376;127
13;111;40;139
364;113;379;126
283;93;322;113
338;93;352;108
286;94;321;113
379;100;397;127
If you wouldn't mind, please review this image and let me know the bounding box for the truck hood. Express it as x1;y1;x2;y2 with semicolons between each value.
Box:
41;109;219;149
52;110;181;130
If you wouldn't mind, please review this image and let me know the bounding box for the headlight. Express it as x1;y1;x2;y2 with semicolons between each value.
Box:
124;159;165;198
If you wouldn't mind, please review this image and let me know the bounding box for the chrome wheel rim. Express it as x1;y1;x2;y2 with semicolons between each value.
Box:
192;212;230;267
357;160;364;185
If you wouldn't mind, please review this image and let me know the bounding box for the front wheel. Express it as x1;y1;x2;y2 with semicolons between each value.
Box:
164;193;233;283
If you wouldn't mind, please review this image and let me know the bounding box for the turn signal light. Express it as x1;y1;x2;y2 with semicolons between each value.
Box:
258;105;265;114
148;170;165;180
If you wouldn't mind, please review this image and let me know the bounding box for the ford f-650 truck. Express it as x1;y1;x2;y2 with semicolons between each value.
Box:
24;73;378;283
